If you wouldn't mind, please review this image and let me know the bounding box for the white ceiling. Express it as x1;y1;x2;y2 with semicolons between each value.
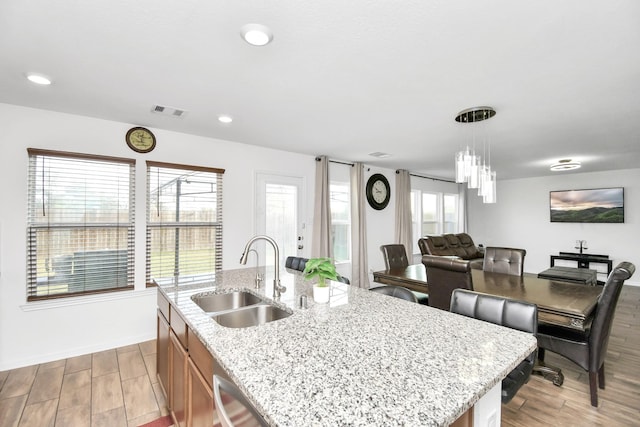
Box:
2;1;639;180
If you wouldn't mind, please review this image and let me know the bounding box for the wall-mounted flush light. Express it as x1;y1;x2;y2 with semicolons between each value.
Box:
26;73;52;85
218;115;233;124
240;24;273;46
550;159;581;171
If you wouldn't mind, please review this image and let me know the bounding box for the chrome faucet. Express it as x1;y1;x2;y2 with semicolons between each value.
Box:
240;235;286;299
247;248;263;288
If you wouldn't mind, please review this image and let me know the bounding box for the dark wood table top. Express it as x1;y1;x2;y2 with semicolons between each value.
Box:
373;264;602;331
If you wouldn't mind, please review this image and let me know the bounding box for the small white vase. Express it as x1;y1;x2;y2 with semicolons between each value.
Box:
313;284;331;304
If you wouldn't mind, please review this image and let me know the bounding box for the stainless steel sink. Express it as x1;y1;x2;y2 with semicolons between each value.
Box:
192;291;263;313
212;304;292;328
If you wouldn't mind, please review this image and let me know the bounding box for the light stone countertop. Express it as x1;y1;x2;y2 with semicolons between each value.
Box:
159;267;537;427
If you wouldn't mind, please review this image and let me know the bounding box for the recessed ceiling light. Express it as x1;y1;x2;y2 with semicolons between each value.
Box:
550;159;581;171
26;73;52;85
240;24;273;46
218;115;233;124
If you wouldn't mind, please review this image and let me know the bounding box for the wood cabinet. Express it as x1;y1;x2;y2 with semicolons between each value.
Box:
189;357;216;427
157;290;223;427
157;309;170;397
170;330;188;427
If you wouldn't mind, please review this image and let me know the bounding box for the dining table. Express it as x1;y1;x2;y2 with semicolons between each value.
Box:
373;264;603;331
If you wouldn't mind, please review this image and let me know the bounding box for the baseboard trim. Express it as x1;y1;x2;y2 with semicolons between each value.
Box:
0;330;156;371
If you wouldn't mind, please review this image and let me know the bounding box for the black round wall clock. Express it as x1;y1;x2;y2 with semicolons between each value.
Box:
366;173;391;210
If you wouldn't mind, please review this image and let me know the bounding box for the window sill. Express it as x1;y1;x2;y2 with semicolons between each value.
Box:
20;287;156;312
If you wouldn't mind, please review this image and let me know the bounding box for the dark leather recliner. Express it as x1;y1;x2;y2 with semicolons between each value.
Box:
450;289;538;404
483;247;526;276
536;261;635;407
418;233;483;260
380;244;410;270
422;255;473;310
370;285;418;303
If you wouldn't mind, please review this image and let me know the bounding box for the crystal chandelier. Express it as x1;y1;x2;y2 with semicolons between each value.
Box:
454;107;497;203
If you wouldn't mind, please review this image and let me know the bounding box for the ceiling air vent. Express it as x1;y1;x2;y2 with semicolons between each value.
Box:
369;152;391;158
151;105;187;118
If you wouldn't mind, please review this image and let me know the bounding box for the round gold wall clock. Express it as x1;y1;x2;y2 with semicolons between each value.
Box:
125;127;156;153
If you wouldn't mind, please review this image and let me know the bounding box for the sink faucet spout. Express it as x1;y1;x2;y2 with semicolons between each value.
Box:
240;235;285;299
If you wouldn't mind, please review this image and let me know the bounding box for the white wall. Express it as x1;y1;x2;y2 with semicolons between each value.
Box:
467;169;640;286
0;103;317;370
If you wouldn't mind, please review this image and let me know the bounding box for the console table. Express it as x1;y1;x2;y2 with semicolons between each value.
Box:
550;252;612;285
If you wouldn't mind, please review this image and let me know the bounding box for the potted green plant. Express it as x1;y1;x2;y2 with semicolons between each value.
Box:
303;257;338;303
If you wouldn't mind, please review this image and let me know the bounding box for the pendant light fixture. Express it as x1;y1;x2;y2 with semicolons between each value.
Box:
454;107;497;203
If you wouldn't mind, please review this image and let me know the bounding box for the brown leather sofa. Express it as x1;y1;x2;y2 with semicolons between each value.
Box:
418;233;484;267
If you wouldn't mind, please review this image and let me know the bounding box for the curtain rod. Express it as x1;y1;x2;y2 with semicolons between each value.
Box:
316;157;354;167
402;170;455;184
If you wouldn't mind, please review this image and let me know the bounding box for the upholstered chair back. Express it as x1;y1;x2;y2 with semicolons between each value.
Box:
370;285;418;303
285;256;308;272
422;255;473;310
589;262;634;371
483;247;526;276
536;261;635;406
450;289;538;403
380;244;409;270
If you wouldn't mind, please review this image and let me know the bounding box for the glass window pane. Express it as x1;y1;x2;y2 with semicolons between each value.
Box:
422;192;439;235
330;183;351;263
265;183;297;267
27;151;135;300
444;194;458;233
147;164;223;285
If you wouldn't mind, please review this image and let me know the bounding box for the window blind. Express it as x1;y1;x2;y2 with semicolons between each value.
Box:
27;149;135;300
146;161;224;286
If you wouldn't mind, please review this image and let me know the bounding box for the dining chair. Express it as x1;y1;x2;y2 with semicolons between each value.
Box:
450;288;538;403
380;244;429;304
422;255;473;310
380;244;410;269
213;375;269;427
482;247;526;276
370;285;418;303
336;274;350;284
285;256;308;272
536;261;635;407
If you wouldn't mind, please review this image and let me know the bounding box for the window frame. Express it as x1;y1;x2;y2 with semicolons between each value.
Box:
146;161;224;287
26;148;136;301
411;189;460;255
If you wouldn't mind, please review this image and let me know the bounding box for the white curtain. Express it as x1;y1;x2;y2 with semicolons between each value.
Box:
311;156;333;258
394;169;413;257
350;163;369;288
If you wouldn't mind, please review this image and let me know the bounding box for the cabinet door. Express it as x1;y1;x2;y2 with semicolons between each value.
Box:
170;330;188;427
188;358;221;427
157;310;170;399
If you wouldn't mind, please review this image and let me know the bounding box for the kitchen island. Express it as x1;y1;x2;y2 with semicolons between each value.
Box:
158;268;537;426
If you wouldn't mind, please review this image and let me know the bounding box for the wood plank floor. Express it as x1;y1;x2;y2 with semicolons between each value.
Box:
1;285;638;426
0;340;169;427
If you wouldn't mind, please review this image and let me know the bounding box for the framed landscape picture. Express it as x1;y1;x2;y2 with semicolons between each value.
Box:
550;187;624;223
